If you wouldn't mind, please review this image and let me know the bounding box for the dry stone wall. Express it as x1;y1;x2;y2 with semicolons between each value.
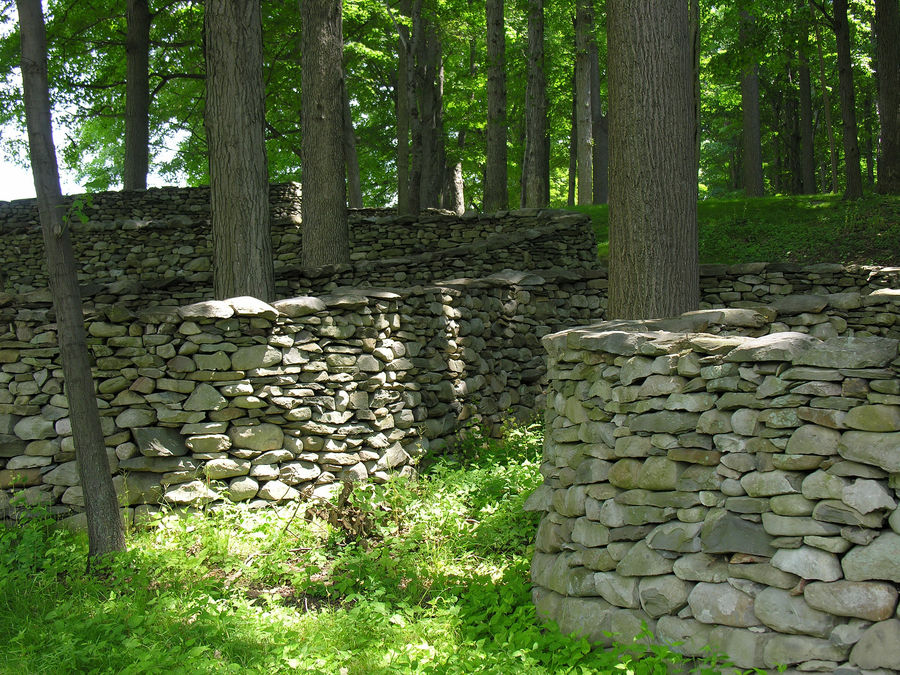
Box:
531;306;900;674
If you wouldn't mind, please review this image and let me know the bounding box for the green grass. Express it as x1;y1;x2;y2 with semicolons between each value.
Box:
0;423;738;675
573;193;900;266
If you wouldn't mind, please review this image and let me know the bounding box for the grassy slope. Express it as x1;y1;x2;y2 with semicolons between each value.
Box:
573;193;900;266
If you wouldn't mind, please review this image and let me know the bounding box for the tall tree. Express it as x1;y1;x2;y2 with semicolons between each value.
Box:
522;0;549;208
739;10;764;197
813;0;863;198
124;0;150;190
396;2;411;212
343;78;364;208
589;36;608;204
874;0;900;193
574;0;592;205
205;0;274;299
17;0;125;561
302;0;350;267
483;0;507;211
811;5;840;193
798;20;817;193
607;0;698;319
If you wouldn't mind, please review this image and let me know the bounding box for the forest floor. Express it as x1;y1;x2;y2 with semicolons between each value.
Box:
0;424;732;674
577;193;900;265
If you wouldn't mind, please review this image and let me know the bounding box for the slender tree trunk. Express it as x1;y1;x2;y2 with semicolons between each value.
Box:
575;0;592;205
407;0;422;213
522;0;548;208
411;7;444;209
343;79;363;208
124;0;150;191
875;0;900;193
740;11;764;197
863;92;875;186
205;0;274;299
567;69;577;207
812;9;840;193
607;1;698;319
589;37;608;205
396;2;411;212
17;0;125;562
302;0;349;267
833;0;863;198
799;26;817;193
484;0;507;211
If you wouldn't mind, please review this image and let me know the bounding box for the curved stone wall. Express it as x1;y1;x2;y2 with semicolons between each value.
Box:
531;308;900;673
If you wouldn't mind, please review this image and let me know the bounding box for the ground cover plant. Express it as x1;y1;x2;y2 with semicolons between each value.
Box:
578;194;900;265
0;423;739;674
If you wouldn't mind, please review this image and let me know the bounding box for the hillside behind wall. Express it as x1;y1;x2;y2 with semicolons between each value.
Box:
531;301;900;673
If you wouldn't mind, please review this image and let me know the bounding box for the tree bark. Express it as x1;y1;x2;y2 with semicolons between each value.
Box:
409;4;444;209
812;7;840;193
302;0;349;268
407;0;422;213
522;0;548;208
567;68;577;207
484;0;507;211
205;0;274;299
17;0;125;562
832;0;864;199
607;1;698;319
343;78;363;208
875;0;900;193
575;0;592;205
589;36;608;204
798;25;817;193
396;3;411;212
124;0;150;191
740;11;764;197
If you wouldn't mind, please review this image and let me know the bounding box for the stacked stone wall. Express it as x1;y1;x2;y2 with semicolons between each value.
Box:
0;270;603;524
531;305;900;673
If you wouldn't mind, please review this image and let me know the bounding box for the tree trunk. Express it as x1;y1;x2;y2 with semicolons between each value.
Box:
832;0;863;199
302;0;349;268
740;11;764;197
396;2;411;212
607;1;698;319
444;157;464;214
484;0;507;211
124;0;150;191
407;0;422;213
205;0;274;299
575;0;592;205
567;68;577;207
343;78;363;208
17;0;125;562
522;0;548;208
875;0;900;193
589;36;608;204
410;5;444;209
812;8;840;193
863;91;875;186
799;25;817;193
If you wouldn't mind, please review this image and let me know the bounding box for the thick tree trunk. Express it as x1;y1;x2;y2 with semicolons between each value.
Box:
396;3;411;212
567;69;577;207
410;5;444;210
812;10;840;193
444;158;464;214
302;0;349;267
740;11;764;197
863;92;875;186
575;0;592;205
522;0;548;208
607;1;698;319
484;0;507;211
875;0;900;193
407;0;423;213
589;37;608;205
205;0;274;299
124;0;150;191
17;0;125;562
833;0;863;199
343;79;363;208
799;27;817;193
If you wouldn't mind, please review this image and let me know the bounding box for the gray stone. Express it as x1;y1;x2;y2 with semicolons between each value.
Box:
571;518;609;547
184;383;228;411
728;561;800;590
185;434;232;454
772;294;828;316
786;425;841;456
179;300;234;319
133;427;188;457
830;619;873;648
753;587;837;638
761;512;842;537
231;345;281;371
228;423;284;452
646;520;702;553
848;619;900;670
119;455;198;474
802;470;848;500
616;540;673;576
804;581;898;621
688;582;759;627
844;405;900;432
763;635;848;669
700;508;775;557
707;625;767;669
257;479;299;501
771;546;843;581
638;575;690;617
839;431;900;473
593;571;640;608
119;471;164;505
725;332;820;363
115;408;157;429
280;461;321;484
13;416;54;440
842;532;900;582
42;461;80;486
227;476;259;501
225;296;279;319
655;616;714;658
813;500;884;528
741;470;804;497
629;411;700;434
552;596;613;644
203;458;250;480
164;480;220;505
771;493;815;516
272;296;327;317
673;552;729;582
